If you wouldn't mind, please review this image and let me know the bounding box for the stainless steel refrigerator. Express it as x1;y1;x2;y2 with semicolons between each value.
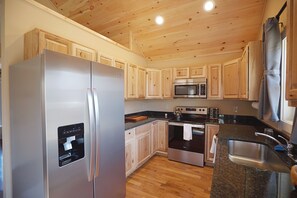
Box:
10;50;125;198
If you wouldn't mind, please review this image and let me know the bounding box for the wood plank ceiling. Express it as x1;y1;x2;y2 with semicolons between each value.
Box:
36;0;266;62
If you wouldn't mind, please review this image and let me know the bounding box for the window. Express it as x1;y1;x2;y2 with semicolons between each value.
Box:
280;36;295;131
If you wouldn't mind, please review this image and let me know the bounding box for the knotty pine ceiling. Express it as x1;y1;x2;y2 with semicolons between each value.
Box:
35;0;266;62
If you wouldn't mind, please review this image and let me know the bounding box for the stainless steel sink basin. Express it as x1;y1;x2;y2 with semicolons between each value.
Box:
228;140;290;173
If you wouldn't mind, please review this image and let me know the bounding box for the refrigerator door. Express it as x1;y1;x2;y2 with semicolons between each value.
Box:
44;51;94;198
92;62;126;197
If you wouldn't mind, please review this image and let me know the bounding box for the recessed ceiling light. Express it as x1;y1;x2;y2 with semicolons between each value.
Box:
204;0;215;12
155;16;164;25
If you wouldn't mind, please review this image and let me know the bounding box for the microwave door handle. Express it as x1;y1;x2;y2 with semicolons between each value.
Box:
87;89;95;181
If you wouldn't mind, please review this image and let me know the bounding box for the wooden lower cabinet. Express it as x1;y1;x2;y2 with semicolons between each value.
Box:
158;121;168;152
125;120;168;176
205;124;219;166
151;122;159;154
135;124;151;166
125;129;136;176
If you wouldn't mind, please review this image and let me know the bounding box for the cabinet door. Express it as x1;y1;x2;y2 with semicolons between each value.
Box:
239;48;248;99
146;69;162;99
223;59;240;98
205;124;219;164
125;129;135;176
151;122;159;154
39;31;71;56
174;67;189;79
72;43;97;61
99;54;113;66
190;66;207;78
115;60;127;99
24;29;71;59
287;0;297;106
158;121;168;152
127;64;138;99
135;132;150;166
162;68;173;98
125;139;135;176
115;60;126;70
207;64;222;99
138;67;146;99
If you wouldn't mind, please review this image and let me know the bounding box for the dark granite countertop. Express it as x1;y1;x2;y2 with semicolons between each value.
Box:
211;123;296;198
125;111;173;130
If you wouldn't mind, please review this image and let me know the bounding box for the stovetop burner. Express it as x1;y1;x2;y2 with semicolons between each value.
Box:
170;106;209;124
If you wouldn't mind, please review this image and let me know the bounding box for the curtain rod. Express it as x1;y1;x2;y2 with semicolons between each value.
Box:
276;2;287;20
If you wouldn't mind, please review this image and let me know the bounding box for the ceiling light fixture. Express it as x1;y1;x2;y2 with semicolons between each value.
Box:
204;0;215;12
155;16;164;25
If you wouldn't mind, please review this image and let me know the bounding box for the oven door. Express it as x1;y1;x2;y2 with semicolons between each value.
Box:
174;84;199;98
168;122;205;153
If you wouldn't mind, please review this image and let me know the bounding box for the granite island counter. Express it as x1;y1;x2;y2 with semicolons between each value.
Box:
211;121;296;198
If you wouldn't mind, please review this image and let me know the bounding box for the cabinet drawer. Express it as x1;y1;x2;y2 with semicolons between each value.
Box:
125;129;135;141
135;123;151;136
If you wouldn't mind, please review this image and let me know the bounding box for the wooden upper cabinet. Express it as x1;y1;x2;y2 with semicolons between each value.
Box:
72;43;97;61
223;59;240;98
161;68;173;98
190;65;207;78
99;54;113;66
207;64;222;99
115;59;127;99
24;28;72;60
286;0;297;106
240;41;263;101
146;69;162;99
174;67;189;79
239;48;248;99
127;64;138;99
138;67;146;99
114;59;126;70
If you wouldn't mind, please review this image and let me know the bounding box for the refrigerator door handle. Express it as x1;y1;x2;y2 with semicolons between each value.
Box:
93;88;100;178
87;89;95;181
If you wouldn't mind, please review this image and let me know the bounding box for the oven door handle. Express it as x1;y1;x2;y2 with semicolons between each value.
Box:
192;129;204;135
168;122;205;128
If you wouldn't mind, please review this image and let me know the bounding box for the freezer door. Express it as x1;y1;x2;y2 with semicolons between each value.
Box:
92;62;126;197
44;51;93;198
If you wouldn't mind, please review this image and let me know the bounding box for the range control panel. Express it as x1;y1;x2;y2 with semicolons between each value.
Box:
175;106;208;115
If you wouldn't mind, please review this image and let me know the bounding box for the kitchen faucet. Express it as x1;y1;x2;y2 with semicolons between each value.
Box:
255;132;296;162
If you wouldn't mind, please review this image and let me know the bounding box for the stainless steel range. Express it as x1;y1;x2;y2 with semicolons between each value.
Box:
168;106;208;167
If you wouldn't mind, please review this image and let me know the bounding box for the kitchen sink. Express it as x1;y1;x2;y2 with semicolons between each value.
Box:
228;140;290;173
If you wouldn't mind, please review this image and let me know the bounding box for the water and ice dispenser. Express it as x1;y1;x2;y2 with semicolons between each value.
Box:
58;123;85;167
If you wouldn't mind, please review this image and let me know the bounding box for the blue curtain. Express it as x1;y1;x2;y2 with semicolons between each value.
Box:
258;17;282;122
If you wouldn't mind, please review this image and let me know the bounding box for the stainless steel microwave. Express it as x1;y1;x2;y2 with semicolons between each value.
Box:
173;78;207;98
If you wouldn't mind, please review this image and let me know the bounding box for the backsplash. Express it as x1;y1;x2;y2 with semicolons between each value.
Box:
125;99;257;116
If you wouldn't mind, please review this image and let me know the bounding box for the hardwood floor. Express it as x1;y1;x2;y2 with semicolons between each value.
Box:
126;155;213;198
